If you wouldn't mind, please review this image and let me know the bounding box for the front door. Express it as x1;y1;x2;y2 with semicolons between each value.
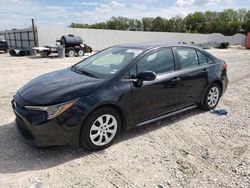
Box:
130;48;184;124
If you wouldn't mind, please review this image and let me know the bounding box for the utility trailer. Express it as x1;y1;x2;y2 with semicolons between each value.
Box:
2;28;37;56
34;34;92;58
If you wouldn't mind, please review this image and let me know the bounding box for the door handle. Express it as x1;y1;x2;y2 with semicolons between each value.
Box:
171;77;181;82
202;69;208;73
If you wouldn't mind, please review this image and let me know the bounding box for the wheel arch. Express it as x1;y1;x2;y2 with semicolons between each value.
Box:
202;80;223;105
79;103;127;142
94;104;127;131
214;80;223;96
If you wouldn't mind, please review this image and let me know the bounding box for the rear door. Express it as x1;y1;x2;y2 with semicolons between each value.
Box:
173;47;208;106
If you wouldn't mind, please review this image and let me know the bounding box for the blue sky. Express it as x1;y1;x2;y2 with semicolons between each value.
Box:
0;0;250;30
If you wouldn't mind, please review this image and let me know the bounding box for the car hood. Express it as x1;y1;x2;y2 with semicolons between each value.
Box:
17;68;105;106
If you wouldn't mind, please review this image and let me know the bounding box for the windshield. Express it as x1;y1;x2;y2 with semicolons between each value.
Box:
73;47;143;78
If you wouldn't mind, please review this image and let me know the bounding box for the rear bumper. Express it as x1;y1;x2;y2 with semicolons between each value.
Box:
222;76;229;95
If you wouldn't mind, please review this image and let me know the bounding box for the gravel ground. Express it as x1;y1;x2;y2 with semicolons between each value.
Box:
0;49;249;188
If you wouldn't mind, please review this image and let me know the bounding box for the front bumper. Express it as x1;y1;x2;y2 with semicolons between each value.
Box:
15;114;69;147
12;99;85;149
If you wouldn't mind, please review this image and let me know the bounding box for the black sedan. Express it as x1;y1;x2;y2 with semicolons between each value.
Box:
12;43;228;150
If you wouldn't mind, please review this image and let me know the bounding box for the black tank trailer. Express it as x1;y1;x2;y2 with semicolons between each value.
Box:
33;34;92;58
59;34;92;57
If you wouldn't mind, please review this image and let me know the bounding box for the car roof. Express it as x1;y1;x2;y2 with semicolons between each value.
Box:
116;42;203;51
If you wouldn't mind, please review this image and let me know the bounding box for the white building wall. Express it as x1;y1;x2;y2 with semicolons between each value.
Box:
37;26;246;51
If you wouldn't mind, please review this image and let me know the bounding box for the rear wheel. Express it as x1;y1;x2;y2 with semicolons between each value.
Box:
87;46;92;53
80;107;121;151
77;49;85;56
202;83;221;110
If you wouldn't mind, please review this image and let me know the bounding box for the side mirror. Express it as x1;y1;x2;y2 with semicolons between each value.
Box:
137;71;156;81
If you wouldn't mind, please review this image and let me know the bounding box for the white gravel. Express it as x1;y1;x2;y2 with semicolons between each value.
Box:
0;49;249;188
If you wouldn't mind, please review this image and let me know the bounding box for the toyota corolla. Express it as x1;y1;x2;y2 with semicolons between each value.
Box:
12;43;228;151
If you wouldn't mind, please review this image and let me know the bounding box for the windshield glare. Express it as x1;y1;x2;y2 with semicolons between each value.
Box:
74;47;143;77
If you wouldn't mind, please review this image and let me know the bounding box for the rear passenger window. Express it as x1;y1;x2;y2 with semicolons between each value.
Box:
176;48;199;69
207;56;214;63
137;48;174;75
197;51;208;64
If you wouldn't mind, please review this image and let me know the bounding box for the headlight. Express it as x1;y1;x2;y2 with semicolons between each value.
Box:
25;99;78;120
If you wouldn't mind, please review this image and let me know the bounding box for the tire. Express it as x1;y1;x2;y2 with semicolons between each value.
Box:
67;49;76;57
19;51;26;56
41;51;50;57
77;49;85;56
80;107;121;151
9;49;17;56
202;83;221;110
87;46;92;53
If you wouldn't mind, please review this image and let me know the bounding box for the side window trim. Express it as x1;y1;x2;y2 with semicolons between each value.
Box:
172;47;181;70
195;50;201;65
196;50;210;65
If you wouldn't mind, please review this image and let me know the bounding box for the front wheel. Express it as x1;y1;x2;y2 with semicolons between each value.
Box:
202;83;221;110
67;49;76;57
80;107;121;151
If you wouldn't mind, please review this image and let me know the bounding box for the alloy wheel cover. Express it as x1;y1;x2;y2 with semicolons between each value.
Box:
89;114;118;146
207;86;219;107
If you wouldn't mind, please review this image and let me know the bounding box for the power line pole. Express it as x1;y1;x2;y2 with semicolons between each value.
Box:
31;18;37;47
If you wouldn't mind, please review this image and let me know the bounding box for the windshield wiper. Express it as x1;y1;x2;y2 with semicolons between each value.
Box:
80;70;99;78
71;66;99;78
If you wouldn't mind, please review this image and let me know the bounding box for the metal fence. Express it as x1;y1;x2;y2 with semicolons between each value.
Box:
37;26;246;51
1;26;246;51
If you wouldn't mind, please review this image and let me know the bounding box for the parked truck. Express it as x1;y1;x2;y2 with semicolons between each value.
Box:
0;35;9;53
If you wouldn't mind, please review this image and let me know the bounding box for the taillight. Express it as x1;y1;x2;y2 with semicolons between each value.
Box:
223;62;227;70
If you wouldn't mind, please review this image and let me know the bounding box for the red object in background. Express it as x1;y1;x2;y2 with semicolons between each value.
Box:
223;62;227;70
246;32;250;49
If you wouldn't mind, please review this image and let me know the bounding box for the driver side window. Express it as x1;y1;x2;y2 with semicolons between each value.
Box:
136;48;175;75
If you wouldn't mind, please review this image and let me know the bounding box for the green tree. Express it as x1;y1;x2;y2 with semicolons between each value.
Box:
135;19;143;31
69;9;250;35
105;17;129;30
152;16;163;31
168;16;185;32
142;17;154;31
216;9;241;35
91;22;106;29
242;10;250;33
184;12;206;33
204;11;218;33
